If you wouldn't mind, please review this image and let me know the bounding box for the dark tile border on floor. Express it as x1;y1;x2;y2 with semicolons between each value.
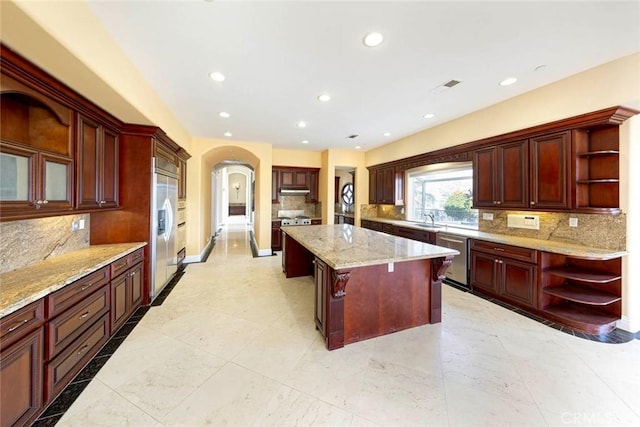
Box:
32;270;186;426
444;280;637;344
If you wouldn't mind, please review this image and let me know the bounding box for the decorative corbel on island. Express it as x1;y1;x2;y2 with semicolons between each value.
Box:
281;224;458;350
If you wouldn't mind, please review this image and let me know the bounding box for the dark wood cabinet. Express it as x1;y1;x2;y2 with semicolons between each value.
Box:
361;219;383;232
111;253;144;333
529;131;571;210
306;169;319;202
394;225;435;244
474;140;528;208
280;169;308;188
314;257;328;337
76;114;119;210
271;169;279;203
469;239;538;309
0;327;44;427
271;220;282;251
368;165;402;205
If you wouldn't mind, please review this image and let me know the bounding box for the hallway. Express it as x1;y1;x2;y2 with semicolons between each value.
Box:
51;221;639;426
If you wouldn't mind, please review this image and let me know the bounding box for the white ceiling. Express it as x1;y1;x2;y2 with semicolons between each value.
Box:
87;1;640;152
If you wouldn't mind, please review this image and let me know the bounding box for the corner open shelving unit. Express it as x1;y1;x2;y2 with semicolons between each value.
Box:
540;252;621;334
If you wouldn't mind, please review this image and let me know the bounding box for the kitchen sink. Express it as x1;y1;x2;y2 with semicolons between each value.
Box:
413;223;443;229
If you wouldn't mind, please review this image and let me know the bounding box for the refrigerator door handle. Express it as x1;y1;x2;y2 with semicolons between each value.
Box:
162;198;174;241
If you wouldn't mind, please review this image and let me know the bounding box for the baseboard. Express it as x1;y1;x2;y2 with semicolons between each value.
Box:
249;231;273;257
184;236;215;263
616;315;640;333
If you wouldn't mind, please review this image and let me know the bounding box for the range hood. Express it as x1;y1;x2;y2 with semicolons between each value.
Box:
280;187;310;195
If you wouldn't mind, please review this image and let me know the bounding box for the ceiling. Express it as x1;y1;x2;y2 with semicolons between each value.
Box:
87;1;640;152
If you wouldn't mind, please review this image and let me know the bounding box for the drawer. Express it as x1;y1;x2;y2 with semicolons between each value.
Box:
0;299;44;349
470;239;537;263
46;284;109;360
111;248;144;279
47;266;110;318
177;207;186;224
45;313;109;403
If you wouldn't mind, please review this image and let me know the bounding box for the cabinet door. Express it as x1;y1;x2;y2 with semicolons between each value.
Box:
473;147;497;208
501;259;537;308
110;273;129;333
271;169;279;203
76;115;101;209
130;262;144;311
470;250;499;294
39;152;73;211
380;168;394;203
529;131;572;210
178;158;187;201
306;169;319;202
368;170;377;203
280;169;294;187
271;222;282;251
0;143;37;212
314;257;327;336
100;127;119;209
498;140;529;208
0;328;43;427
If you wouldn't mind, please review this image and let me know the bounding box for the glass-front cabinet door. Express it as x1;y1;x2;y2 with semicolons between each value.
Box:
40;153;73;210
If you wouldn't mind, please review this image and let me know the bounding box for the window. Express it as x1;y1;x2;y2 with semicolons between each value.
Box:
406;162;478;228
341;182;354;206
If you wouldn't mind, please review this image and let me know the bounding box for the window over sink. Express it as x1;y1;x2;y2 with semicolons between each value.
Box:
406;162;478;228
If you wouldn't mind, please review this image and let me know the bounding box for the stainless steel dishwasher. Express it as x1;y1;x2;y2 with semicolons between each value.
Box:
435;232;469;288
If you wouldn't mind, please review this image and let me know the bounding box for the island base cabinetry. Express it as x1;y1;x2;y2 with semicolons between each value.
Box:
540;253;621;334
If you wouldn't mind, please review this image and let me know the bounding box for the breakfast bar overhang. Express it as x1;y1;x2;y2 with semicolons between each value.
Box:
281;224;459;350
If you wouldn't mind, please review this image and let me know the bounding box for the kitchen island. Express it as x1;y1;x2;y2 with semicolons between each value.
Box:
281;224;458;350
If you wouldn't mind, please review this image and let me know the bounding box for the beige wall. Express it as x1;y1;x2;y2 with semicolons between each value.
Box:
272;149;322;168
321;149;367;225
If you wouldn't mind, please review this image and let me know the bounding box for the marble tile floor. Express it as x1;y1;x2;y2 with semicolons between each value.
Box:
38;219;640;426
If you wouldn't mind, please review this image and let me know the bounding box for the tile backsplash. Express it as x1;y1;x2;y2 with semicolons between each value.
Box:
0;214;90;274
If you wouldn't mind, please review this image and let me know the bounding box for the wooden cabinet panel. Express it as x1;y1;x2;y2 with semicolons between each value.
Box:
45;314;109;402
307;169;319;202
271;170;279;203
529;131;571;210
368;169;377;204
46;284;109;360
271;221;282;251
76;115;119;210
0;300;44;349
368;166;401;205
177;157;187;201
46;267;110;318
498;140;529;208
470;250;499;294
473;147;497;207
0;328;44;427
314;257;328;337
111;258;144;333
361;219;383;232
502;259;537;307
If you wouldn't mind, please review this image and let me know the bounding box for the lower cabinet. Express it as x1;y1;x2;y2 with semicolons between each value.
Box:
469;239;538;309
0;326;44;427
0;249;146;426
271;220;282;251
314;257;328;336
111;261;143;333
360;219;383;232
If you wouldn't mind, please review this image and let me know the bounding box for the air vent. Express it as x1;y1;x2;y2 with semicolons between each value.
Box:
346;134;359;139
431;79;462;94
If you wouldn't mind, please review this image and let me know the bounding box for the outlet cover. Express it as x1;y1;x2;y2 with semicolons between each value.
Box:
79;219;85;229
569;217;578;227
482;212;494;220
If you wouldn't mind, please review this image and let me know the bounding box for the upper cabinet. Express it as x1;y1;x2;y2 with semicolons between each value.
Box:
76;114;119;210
272;167;320;203
368;165;403;205
0;74;74;218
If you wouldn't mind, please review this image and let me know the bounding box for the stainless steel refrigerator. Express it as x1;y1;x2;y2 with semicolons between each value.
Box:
151;159;178;301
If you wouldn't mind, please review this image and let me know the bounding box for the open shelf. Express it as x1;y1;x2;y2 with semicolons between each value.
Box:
543;303;619;334
544;267;621;283
544;284;621;306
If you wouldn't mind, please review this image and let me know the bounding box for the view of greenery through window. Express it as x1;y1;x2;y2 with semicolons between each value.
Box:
407;163;478;228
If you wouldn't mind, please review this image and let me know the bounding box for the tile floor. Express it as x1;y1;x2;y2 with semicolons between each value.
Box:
45;218;640;426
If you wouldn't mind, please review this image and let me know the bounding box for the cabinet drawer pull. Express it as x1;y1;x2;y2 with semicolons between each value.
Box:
80;283;93;291
130;271;136;277
530;201;536;205
7;319;28;333
79;311;90;319
77;344;89;355
494;248;504;252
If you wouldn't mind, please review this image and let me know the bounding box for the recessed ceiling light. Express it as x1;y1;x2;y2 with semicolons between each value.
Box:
363;32;384;47
383;132;391;137
219;112;230;118
209;71;226;82
355;146;362;150
301;140;309;144
423;113;435;119
223;131;232;137
317;94;331;102
499;77;518;86
296;121;307;128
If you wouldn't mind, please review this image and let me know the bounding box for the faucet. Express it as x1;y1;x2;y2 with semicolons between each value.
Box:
423;213;435;227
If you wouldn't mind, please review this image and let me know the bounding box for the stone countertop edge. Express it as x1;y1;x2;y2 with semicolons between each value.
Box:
362;217;627;260
0;242;147;318
281;224;459;270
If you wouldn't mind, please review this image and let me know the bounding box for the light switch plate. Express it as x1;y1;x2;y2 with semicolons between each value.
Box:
388;262;394;273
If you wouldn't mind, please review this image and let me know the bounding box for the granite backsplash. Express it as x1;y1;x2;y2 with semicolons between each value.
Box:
0;214;90;274
361;204;625;251
272;195;320;218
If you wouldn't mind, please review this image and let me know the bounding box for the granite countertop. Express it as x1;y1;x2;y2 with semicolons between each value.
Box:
0;242;147;318
362;217;626;260
281;224;458;270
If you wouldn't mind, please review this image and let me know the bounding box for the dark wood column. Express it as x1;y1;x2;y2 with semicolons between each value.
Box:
430;255;454;323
